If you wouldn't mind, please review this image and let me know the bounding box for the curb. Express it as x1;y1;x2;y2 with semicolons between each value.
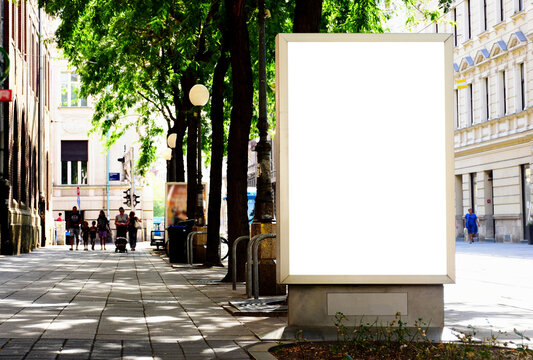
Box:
247;342;281;360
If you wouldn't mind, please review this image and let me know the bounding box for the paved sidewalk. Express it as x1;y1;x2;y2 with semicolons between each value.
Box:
0;242;285;359
2;239;533;359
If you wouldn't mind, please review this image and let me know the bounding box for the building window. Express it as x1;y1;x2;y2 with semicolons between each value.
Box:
497;0;504;22
470;172;477;213
465;0;471;40
61;140;88;185
516;0;523;12
60;72;87;107
519;63;525;111
500;71;507;116
467;83;473;125
454;89;459;128
522;164;530;238
483;77;489;121
453;8;457;46
481;0;488;32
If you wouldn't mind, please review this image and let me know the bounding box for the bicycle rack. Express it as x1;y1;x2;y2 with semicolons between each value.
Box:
186;231;207;265
252;234;277;299
231;236;249;291
247;234;276;298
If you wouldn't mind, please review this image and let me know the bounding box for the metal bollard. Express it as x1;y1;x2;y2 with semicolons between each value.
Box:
253;234;276;299
231;236;249;290
247;234;276;298
186;231;207;265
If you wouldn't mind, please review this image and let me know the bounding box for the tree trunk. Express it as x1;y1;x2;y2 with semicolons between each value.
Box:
293;0;323;33
186;110;197;219
167;119;186;183
223;0;254;282
181;76;197;219
205;40;230;267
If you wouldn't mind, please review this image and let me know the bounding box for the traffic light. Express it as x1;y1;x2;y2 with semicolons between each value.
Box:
133;194;140;207
123;189;131;207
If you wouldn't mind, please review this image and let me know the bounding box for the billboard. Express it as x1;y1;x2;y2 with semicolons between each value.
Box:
165;182;208;228
165;183;188;228
275;33;454;284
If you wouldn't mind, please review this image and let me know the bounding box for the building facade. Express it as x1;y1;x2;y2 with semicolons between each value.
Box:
50;60;153;242
419;0;532;242
0;1;54;254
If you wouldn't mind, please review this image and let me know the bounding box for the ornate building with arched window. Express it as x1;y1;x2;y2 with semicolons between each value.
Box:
418;0;532;242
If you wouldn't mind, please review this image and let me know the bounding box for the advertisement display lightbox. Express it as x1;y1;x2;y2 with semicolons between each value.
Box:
275;33;454;284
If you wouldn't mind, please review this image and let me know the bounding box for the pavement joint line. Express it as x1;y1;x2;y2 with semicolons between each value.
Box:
92;252;120;357
133;249;158;358
152;251;260;357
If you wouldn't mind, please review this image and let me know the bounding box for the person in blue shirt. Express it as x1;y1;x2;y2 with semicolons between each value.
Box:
464;208;480;244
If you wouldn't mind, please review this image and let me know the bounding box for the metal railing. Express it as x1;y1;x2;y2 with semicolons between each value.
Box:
186;231;207;265
246;233;276;298
231;236;250;290
252;234;276;299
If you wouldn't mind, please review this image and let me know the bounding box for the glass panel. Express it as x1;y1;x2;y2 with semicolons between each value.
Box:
71;73;79;82
60;72;69;82
62;161;68;184
71;84;79;107
80;97;87;107
71;161;78;184
81;161;88;184
61;84;68;106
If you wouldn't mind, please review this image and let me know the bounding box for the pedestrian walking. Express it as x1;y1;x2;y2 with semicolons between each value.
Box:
97;210;110;250
115;207;128;240
67;206;82;251
81;221;90;251
464;208;480;244
127;211;139;251
90;221;98;250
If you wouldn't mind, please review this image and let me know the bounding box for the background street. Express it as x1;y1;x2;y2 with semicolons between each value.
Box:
446;241;533;343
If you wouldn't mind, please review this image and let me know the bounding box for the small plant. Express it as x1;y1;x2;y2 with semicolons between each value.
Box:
270;315;533;359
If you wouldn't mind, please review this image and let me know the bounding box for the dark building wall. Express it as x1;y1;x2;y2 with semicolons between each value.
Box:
0;0;50;255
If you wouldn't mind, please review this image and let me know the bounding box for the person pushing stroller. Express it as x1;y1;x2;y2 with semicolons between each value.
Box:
115;207;128;253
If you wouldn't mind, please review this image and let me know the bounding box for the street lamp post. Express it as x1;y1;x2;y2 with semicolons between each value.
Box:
189;84;210;226
254;0;274;223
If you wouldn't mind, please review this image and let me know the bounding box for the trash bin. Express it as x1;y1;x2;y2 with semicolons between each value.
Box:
167;219;195;263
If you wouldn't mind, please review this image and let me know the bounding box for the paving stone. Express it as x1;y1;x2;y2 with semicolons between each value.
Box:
24;350;60;359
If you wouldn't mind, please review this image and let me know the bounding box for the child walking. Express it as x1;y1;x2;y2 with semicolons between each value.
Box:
81;221;90;251
90;221;98;250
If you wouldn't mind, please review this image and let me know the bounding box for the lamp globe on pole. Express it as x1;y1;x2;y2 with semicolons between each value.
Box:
189;84;210;106
189;84;210;226
162;147;172;161
167;133;177;149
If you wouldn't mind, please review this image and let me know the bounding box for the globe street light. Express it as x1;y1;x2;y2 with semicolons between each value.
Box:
167;133;177;149
189;84;209;226
162;147;172;161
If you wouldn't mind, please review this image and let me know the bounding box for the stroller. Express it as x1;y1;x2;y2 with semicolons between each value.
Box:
115;237;128;253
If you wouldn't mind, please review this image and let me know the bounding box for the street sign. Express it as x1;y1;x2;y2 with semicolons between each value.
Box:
109;172;120;181
0;89;12;102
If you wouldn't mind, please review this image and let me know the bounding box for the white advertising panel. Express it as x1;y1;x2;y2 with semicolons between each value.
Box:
275;33;454;284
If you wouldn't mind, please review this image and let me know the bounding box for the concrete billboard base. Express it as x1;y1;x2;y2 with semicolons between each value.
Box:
288;284;444;329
